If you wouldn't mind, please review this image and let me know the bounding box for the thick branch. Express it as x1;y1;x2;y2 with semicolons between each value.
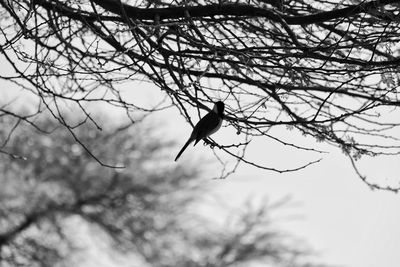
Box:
90;0;400;24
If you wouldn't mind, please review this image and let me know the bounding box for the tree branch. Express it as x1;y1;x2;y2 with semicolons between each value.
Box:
89;0;400;24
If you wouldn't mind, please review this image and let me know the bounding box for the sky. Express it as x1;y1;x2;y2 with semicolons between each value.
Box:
1;55;400;267
120;82;400;267
206;149;400;267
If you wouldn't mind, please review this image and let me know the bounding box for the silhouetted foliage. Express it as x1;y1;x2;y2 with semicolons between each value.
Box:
0;0;399;190
0;114;326;267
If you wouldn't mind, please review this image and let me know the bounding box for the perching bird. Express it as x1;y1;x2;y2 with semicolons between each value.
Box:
175;101;225;161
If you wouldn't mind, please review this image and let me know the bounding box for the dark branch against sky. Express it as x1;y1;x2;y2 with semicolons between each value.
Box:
0;0;399;189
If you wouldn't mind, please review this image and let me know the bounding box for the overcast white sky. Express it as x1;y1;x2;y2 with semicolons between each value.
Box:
125;82;400;267
1;59;399;267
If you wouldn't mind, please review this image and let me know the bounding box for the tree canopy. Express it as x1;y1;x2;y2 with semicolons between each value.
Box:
0;113;326;267
0;0;399;190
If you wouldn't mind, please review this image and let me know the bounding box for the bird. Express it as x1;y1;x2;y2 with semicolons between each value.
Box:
175;101;225;161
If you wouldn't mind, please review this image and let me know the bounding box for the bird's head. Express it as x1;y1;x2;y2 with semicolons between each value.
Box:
213;101;225;117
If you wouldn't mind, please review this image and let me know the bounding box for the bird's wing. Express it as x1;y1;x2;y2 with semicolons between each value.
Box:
193;112;221;145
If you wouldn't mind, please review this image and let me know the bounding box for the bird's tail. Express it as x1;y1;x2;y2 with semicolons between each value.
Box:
175;139;192;161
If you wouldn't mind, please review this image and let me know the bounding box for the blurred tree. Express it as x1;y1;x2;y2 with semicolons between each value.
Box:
0;0;399;190
0;114;325;267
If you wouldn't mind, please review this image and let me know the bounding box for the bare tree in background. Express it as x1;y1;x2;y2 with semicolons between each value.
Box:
0;0;400;190
0;113;325;267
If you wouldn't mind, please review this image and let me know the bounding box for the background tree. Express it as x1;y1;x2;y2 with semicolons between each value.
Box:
0;0;399;190
0;112;326;267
